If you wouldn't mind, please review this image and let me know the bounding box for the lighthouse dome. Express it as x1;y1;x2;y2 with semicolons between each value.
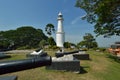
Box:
58;12;63;17
58;12;62;15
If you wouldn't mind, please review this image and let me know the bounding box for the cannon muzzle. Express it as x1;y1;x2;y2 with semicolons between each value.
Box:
0;56;51;74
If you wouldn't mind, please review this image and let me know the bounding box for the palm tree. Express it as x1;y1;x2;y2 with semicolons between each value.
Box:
45;23;55;37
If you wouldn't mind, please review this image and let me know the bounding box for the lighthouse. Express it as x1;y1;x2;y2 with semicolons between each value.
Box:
56;12;65;52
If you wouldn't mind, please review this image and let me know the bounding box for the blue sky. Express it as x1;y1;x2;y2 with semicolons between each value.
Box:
0;0;120;47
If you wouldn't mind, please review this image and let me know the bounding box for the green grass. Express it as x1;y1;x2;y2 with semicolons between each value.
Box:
0;50;120;80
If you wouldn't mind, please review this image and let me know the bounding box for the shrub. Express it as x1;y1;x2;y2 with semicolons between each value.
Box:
98;47;106;52
17;46;31;50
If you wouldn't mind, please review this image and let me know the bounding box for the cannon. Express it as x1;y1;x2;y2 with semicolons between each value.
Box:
55;50;79;57
0;56;51;75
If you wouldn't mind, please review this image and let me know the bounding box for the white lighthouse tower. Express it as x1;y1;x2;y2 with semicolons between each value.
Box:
56;12;65;52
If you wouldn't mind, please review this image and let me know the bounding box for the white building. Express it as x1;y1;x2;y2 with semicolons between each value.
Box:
56;12;65;51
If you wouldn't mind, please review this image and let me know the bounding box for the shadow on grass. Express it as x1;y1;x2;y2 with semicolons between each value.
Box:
106;54;120;63
80;66;88;74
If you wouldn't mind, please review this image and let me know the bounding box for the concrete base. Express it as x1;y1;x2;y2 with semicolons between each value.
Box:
46;60;80;72
73;53;90;60
26;52;48;58
0;53;11;59
0;76;17;80
73;51;90;60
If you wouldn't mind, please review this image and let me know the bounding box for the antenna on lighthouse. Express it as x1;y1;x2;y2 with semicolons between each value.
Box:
56;12;65;52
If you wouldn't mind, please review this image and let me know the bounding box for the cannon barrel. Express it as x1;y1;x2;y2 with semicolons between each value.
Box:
0;56;51;75
55;50;79;57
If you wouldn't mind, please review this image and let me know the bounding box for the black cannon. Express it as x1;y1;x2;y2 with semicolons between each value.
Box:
55;50;79;57
0;56;51;75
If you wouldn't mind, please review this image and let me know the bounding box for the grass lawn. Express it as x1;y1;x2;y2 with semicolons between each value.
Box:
0;50;120;80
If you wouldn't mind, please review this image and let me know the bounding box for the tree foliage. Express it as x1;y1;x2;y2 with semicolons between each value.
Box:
75;0;120;37
45;23;55;36
0;26;48;50
64;42;71;48
48;37;56;46
0;39;10;50
64;42;76;48
39;40;46;48
78;33;98;49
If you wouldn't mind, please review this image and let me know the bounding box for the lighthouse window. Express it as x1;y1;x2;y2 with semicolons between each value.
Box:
59;15;63;17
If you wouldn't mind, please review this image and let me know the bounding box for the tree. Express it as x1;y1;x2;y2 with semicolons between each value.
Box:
64;42;76;48
39;40;46;48
78;33;98;49
48;37;56;46
0;39;10;50
75;0;120;37
45;23;56;47
0;26;48;49
64;42;71;48
77;41;86;48
45;23;55;37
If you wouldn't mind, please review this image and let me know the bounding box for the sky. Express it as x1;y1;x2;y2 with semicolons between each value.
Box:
0;0;120;47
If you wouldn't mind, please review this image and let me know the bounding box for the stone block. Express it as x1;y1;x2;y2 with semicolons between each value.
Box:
73;53;89;60
0;76;17;80
46;60;80;72
0;53;11;59
26;52;48;58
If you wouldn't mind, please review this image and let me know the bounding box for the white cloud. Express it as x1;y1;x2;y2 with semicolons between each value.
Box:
71;16;81;25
